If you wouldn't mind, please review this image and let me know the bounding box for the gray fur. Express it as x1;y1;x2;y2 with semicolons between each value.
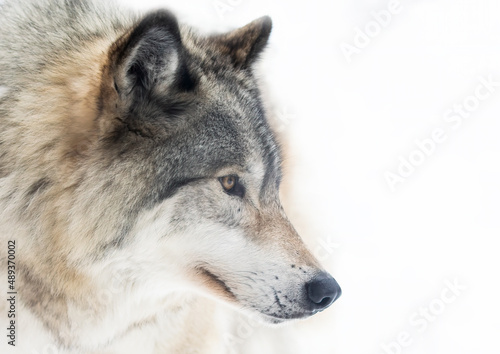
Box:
0;1;339;352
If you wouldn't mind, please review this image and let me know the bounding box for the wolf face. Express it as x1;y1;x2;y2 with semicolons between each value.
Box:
88;10;341;324
0;2;340;344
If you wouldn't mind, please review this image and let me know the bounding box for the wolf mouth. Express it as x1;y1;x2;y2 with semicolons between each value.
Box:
197;266;237;300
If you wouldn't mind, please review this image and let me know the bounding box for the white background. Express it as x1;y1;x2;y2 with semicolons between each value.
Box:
119;0;500;353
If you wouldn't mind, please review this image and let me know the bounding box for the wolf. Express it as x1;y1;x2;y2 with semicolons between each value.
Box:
0;0;341;353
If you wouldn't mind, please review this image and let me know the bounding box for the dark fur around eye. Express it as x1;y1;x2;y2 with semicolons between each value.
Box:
218;176;245;198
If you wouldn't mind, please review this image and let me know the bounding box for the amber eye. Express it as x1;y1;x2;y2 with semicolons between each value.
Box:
218;175;245;198
220;175;236;191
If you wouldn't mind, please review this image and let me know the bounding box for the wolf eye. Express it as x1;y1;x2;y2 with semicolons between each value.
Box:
220;176;236;190
219;175;245;198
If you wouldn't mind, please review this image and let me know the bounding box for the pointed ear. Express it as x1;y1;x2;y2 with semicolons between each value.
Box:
109;10;185;102
213;16;272;69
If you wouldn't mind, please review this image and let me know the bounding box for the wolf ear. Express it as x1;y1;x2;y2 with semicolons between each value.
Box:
213;16;272;69
110;10;184;101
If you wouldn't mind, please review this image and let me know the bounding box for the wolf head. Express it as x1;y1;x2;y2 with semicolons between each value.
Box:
48;10;341;324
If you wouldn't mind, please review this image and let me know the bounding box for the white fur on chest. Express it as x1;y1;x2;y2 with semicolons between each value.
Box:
2;295;231;354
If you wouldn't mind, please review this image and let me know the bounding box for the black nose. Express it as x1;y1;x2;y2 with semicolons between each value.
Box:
306;272;342;311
